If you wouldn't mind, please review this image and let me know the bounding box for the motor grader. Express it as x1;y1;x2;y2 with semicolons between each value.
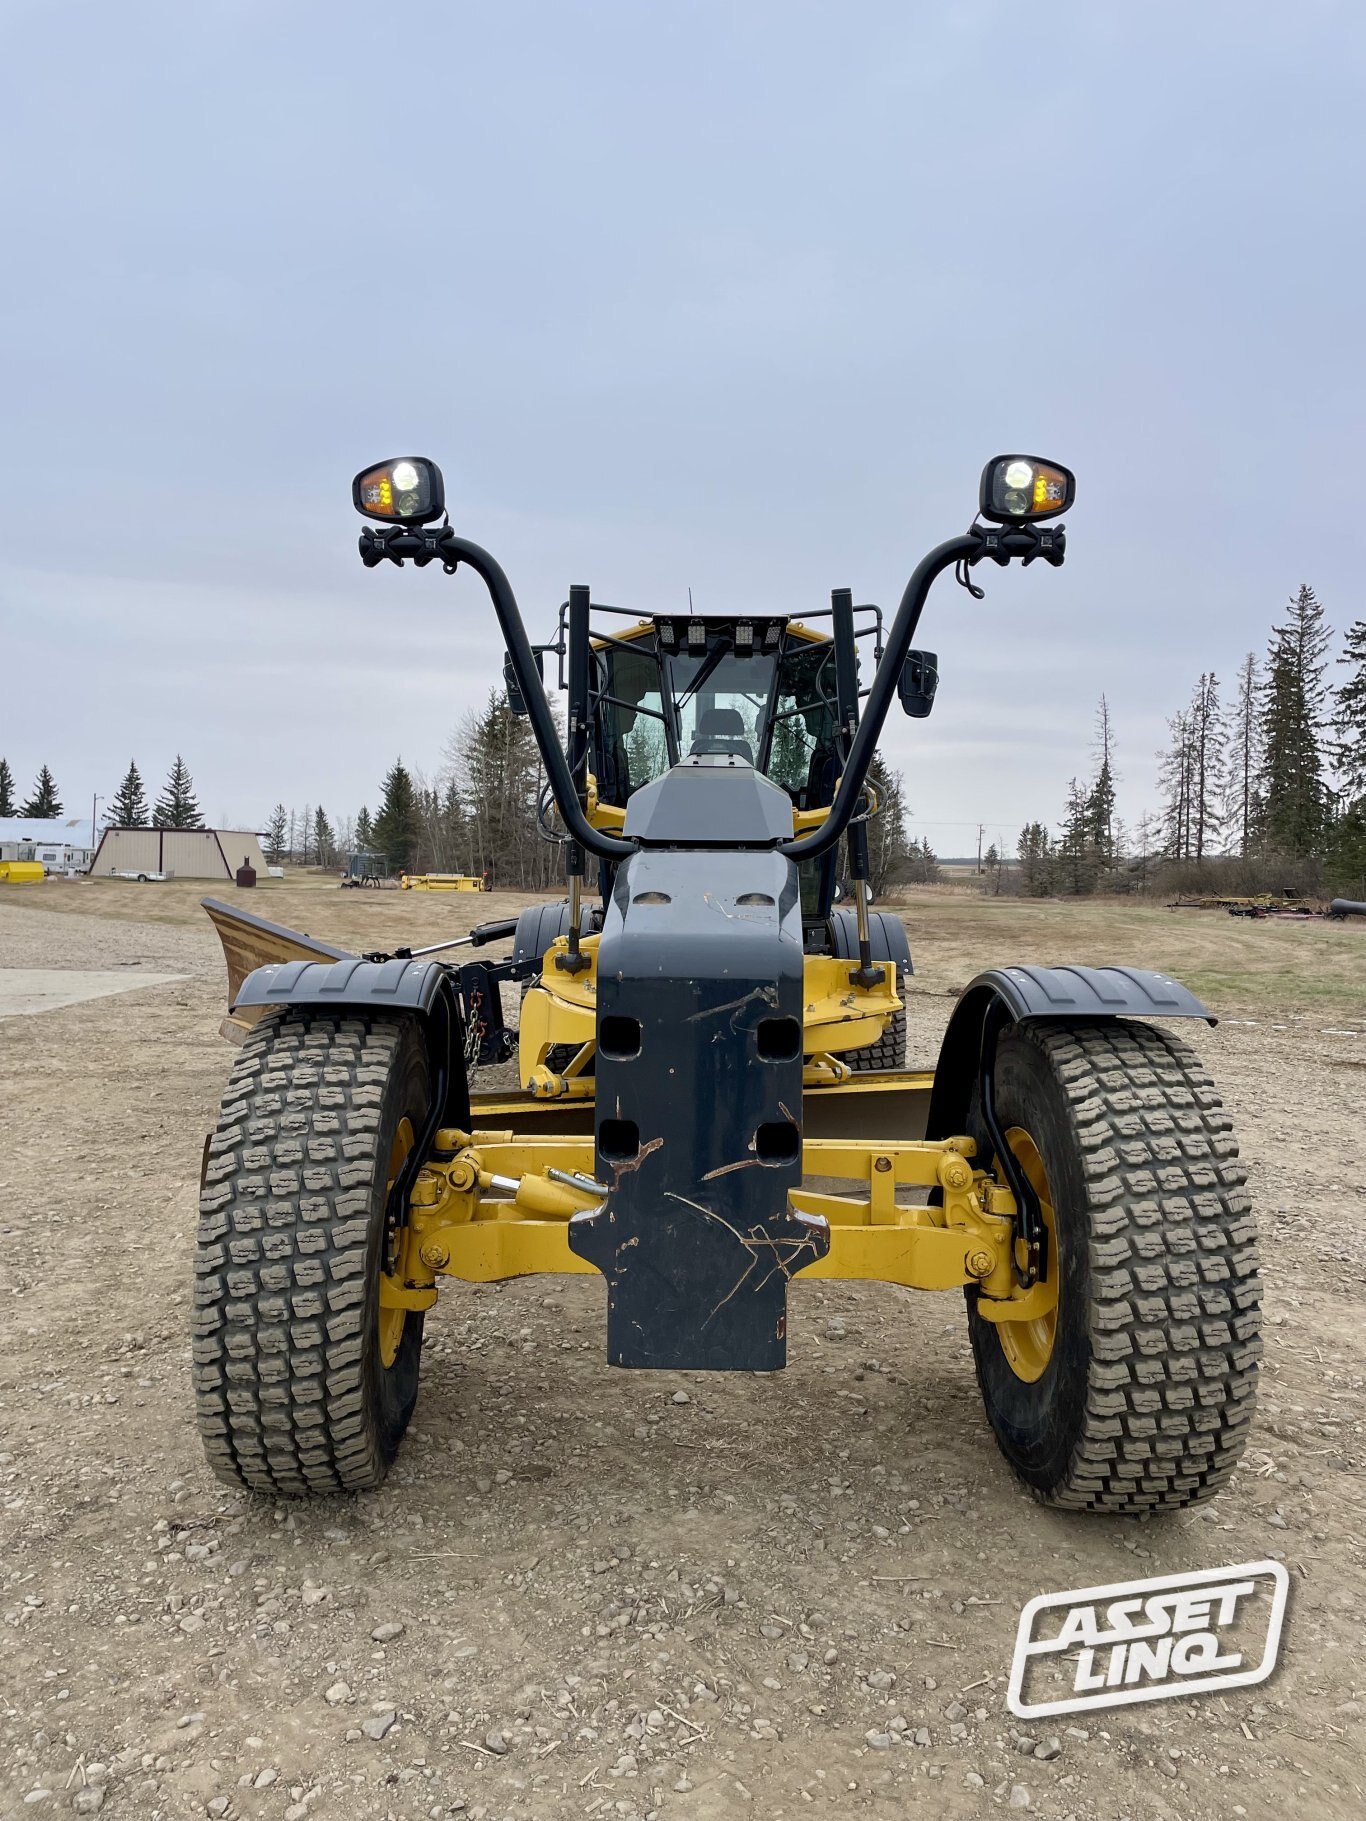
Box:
195;454;1260;1513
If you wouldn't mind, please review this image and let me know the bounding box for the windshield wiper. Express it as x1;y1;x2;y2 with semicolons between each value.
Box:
674;635;734;709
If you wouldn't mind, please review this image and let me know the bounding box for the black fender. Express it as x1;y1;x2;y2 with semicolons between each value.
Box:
827;909;913;975
233;957;470;1129
926;964;1214;1140
510;899;601;978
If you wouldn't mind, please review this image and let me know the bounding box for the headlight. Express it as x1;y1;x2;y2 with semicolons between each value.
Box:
351;456;446;525
979;455;1075;524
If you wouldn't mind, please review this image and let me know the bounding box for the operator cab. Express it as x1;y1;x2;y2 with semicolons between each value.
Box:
591;614;849;932
594;615;841;812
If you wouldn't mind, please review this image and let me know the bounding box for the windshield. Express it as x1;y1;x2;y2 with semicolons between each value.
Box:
666;647;778;765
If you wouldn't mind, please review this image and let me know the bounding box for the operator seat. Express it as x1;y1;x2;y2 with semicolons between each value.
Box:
802;738;840;811
690;706;754;764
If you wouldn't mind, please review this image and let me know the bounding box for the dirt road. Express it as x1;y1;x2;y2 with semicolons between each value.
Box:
1;881;1363;1821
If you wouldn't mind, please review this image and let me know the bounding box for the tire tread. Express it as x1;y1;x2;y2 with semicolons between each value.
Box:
976;1019;1260;1513
192;1010;410;1496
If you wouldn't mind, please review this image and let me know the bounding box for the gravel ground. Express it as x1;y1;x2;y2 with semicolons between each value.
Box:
1;894;1363;1821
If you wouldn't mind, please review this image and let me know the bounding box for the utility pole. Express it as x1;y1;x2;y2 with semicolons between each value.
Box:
976;823;985;874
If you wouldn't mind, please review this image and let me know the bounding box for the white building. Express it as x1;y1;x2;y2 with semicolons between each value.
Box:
0;816;96;873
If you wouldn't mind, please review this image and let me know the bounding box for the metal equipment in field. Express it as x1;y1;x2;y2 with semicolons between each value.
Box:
340;849;389;888
399;872;490;892
195;453;1261;1515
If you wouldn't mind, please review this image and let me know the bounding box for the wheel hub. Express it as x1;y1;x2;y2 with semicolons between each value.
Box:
996;1126;1059;1383
379;1116;417;1369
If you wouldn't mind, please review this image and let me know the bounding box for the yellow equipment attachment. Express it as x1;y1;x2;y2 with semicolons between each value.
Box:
400;873;489;891
0;861;46;884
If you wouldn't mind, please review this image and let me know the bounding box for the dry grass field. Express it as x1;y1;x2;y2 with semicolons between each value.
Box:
1;872;1364;1821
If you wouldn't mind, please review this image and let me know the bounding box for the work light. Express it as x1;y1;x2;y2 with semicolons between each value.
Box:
352;456;446;525
978;455;1075;524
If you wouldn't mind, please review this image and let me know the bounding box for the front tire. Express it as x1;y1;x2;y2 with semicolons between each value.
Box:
193;1010;431;1495
967;1019;1261;1513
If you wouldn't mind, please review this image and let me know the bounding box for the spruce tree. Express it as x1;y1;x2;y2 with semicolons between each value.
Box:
1259;584;1331;856
108;760;149;826
373;759;420;872
313;805;336;868
1331;618;1366;806
1056;779;1097;895
983;842;1003;895
904;835;940;884
436;776;465;873
864;753;910;898
451;696;545;886
1158;710;1194;860
264;804;288;864
20;765;62;817
152;756;204;829
0;757;15;816
1132;811;1161;890
1187;672;1224;860
354;805;374;850
1086;697;1117;872
1223;653;1261;855
1016;821;1053;896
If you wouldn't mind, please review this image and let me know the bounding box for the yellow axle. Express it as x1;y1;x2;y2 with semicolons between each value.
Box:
376;1127;1051;1325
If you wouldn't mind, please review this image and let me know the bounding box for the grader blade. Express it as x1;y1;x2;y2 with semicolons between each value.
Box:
201;896;353;1041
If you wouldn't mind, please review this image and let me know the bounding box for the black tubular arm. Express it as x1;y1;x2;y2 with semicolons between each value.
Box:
779;532;981;861
448;537;635;860
366;528;635;862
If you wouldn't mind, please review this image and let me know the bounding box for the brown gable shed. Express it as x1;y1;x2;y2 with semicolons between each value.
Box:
90;827;267;880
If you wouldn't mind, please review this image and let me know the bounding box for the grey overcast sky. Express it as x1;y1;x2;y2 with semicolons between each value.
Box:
2;0;1362;854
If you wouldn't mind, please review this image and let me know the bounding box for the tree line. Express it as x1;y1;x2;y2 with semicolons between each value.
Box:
263;693;573;888
7;695;935;895
1005;586;1366;896
0;755;204;829
263;698;931;894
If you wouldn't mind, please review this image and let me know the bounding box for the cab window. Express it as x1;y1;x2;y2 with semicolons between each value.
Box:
767;640;839;803
598;641;670;803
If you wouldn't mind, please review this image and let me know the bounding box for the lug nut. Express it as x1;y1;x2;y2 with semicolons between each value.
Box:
418;1241;450;1270
966;1249;995;1279
940;1157;972;1190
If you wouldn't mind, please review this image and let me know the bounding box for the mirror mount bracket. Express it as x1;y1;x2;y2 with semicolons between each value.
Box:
964;520;1067;570
359;523;462;571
